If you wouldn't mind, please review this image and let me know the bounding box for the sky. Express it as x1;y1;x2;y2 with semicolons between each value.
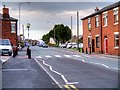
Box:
0;1;118;40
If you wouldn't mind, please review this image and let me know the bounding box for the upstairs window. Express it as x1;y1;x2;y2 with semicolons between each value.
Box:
95;15;99;28
103;12;108;27
114;32;119;49
113;7;119;24
11;21;16;33
88;18;91;30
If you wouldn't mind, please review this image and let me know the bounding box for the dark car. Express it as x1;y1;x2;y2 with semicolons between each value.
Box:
42;44;48;48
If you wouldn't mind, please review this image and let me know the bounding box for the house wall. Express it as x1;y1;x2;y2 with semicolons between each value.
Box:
82;6;120;55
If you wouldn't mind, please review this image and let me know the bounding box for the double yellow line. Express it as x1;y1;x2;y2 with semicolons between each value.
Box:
64;84;79;90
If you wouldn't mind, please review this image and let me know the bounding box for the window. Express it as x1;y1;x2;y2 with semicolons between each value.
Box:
114;34;119;48
88;18;91;30
113;7;118;24
96;37;99;48
95;15;99;27
103;12;108;27
11;21;16;33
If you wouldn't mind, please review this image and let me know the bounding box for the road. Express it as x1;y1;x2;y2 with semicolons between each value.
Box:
32;46;118;89
2;46;119;89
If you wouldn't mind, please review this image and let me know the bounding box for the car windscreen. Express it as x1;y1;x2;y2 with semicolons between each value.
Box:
0;40;11;45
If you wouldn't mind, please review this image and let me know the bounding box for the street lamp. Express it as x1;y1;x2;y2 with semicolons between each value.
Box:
26;23;31;39
19;2;30;35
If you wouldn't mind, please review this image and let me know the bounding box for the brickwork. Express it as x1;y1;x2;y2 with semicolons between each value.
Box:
0;7;18;46
82;2;120;56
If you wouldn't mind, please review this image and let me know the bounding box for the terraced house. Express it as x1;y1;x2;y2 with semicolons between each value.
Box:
0;5;18;46
81;1;120;56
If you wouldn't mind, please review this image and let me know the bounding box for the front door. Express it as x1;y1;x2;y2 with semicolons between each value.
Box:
92;39;95;52
104;38;108;54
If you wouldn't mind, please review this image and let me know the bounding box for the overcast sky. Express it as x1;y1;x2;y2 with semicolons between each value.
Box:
0;1;118;40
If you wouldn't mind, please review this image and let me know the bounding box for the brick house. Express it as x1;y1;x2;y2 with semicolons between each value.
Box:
81;2;120;56
0;6;18;46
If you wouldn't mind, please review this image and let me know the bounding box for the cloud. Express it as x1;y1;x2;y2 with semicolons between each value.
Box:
1;2;115;40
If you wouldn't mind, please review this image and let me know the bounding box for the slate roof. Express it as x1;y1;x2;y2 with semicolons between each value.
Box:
81;1;120;20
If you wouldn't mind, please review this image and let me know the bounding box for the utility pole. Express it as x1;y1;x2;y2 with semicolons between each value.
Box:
22;25;24;41
71;16;72;40
77;11;79;50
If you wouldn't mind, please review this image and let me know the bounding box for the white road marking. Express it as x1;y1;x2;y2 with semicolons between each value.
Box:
73;55;81;58
1;56;11;63
64;55;71;58
33;58;62;88
82;59;85;62
2;69;29;71
36;56;42;59
45;55;52;58
36;58;78;85
54;55;61;58
89;62;109;69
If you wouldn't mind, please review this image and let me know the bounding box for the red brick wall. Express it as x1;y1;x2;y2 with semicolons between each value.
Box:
82;6;120;56
102;8;119;55
2;20;17;46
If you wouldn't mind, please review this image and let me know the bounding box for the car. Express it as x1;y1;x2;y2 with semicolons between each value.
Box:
0;39;13;56
60;44;67;48
42;44;48;48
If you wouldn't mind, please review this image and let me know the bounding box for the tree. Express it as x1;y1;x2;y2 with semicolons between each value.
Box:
42;24;71;44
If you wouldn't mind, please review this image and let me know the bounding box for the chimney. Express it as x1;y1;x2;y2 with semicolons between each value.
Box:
95;6;99;12
2;5;10;18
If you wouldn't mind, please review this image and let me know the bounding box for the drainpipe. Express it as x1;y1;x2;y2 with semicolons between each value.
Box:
100;13;102;54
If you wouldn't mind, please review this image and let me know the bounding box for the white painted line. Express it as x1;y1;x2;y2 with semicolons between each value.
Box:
89;62;109;69
73;55;81;58
101;64;109;68
64;55;71;58
54;55;61;58
37;58;78;85
45;55;52;58
66;82;79;85
2;69;29;71
82;59;85;62
36;56;42;59
33;58;62;88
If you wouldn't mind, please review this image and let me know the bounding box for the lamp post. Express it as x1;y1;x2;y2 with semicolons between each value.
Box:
19;2;30;35
26;23;31;39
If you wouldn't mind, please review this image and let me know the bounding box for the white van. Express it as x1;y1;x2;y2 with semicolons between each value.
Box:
0;39;13;56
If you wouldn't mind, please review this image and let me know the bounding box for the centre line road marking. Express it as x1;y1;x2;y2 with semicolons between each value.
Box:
54;55;61;58
64;55;71;58
69;85;79;90
64;85;72;90
73;55;81;58
36;56;42;59
45;55;52;58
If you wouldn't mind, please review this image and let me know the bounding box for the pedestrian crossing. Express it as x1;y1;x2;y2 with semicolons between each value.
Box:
36;54;91;59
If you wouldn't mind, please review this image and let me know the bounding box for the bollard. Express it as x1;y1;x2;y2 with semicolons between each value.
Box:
86;48;88;54
13;46;17;58
27;46;31;59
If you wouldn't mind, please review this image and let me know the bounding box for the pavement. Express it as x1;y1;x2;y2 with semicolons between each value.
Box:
2;47;59;89
68;48;120;59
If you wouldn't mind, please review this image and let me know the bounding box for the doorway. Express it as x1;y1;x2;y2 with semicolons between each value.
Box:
92;39;95;52
104;38;108;54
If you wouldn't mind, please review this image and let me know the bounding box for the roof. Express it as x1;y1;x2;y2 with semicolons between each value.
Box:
81;1;120;20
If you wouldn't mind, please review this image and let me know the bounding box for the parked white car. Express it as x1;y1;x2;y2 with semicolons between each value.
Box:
0;39;13;56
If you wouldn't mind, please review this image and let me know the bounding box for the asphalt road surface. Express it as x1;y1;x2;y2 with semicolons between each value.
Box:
2;46;119;90
32;46;118;89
